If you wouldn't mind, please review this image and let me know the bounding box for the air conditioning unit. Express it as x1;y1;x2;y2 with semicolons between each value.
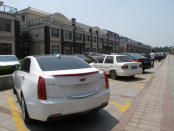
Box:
0;1;3;6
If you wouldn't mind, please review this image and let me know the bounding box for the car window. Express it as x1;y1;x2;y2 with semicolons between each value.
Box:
95;57;104;63
116;56;134;63
104;56;114;64
0;56;18;62
36;55;91;71
20;58;31;73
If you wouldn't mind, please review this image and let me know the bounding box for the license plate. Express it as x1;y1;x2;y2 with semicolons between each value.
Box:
144;60;148;63
131;66;137;69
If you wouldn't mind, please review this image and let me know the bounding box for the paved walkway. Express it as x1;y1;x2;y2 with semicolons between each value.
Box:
113;56;174;131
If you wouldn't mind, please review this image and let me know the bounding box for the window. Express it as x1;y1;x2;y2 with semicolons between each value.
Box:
20;58;31;73
36;56;91;71
64;30;72;40
0;19;11;32
51;28;59;37
50;45;60;54
116;56;134;63
84;35;90;42
0;43;11;54
75;33;82;41
104;56;114;64
96;56;104;63
0;55;18;62
22;15;25;22
92;36;97;43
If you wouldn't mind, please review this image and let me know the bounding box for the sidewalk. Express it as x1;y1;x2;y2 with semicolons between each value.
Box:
113;57;174;131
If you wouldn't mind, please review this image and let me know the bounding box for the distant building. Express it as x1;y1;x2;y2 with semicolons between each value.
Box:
0;1;20;55
120;36;151;54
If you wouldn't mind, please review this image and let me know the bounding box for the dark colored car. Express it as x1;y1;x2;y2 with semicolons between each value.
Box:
120;53;152;73
74;54;94;63
155;53;162;61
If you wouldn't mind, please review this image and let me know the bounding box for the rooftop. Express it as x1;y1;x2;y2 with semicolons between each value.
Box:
0;3;17;14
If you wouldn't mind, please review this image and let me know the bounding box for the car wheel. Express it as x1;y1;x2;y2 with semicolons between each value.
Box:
12;81;17;94
110;70;118;80
21;96;32;124
130;75;135;78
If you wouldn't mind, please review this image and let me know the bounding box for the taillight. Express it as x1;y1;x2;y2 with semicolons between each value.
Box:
135;60;141;62
104;72;109;89
38;76;47;100
121;65;128;69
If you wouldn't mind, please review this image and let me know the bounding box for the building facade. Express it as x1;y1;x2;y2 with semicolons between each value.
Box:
120;37;151;54
18;7;120;55
0;2;20;55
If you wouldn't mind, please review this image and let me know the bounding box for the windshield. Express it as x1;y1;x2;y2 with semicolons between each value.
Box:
0;56;18;62
116;56;134;63
36;55;92;71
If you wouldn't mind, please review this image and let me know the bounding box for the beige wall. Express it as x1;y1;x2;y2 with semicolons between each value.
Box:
0;19;15;54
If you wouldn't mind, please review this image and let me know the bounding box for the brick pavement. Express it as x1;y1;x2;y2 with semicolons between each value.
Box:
113;57;174;131
0;91;17;131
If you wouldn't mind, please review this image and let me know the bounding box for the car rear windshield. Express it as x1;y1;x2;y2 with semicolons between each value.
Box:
116;56;134;63
0;56;18;62
35;55;92;71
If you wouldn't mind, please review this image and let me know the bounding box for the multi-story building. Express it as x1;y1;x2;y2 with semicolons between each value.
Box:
120;36;151;54
17;7;120;55
0;1;20;55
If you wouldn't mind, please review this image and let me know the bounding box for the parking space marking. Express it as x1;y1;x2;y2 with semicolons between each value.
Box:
8;96;27;131
109;100;131;113
110;80;146;89
139;84;145;88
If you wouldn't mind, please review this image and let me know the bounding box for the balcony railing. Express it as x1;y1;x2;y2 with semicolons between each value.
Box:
0;5;17;14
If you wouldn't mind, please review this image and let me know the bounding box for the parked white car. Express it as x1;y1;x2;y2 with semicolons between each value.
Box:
90;55;142;79
12;55;110;123
0;55;20;75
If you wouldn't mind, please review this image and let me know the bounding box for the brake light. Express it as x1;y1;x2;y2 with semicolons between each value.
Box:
135;60;142;62
104;72;109;89
38;76;47;100
121;65;128;69
53;71;99;76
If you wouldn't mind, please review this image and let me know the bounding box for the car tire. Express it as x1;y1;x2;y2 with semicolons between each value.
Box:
130;75;135;78
21;96;32;124
12;81;17;95
110;70;118;80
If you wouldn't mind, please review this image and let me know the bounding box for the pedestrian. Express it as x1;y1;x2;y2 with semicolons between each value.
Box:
150;50;155;67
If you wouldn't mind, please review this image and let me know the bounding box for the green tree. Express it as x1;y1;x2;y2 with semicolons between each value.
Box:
19;27;33;58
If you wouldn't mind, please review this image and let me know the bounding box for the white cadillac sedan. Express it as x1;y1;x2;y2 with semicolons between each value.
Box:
12;55;110;123
90;55;142;79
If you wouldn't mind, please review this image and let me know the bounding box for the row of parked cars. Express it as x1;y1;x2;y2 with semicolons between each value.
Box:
0;52;165;123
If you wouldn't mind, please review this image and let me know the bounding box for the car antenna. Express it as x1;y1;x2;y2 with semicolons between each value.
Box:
56;54;61;59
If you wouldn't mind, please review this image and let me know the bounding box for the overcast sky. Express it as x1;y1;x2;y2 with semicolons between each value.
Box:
3;0;174;47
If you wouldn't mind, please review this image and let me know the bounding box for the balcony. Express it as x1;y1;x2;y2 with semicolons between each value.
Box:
0;4;17;14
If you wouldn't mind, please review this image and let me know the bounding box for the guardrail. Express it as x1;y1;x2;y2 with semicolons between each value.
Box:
0;75;13;91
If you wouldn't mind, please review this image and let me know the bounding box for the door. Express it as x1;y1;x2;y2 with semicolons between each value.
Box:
103;56;114;75
93;56;105;71
14;58;31;97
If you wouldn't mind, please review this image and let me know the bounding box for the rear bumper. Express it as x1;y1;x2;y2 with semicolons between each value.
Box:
26;89;110;121
117;69;142;76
